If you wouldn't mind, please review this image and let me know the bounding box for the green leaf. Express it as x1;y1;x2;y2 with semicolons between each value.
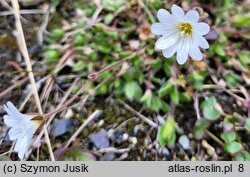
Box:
202;97;220;120
194;126;203;140
74;33;87;46
234;153;245;161
104;13;114;24
179;92;190;102
45;49;61;64
158;82;172;98
170;86;179;105
150;96;162;112
215;45;226;56
161;101;169;112
225;141;242;154
233;15;250;27
157;117;176;146
61;148;94;161
51;28;65;39
224;71;242;88
0;155;11;161
102;0;125;12
124;81;142;101
73;61;85;72
221;131;236;143
244;118;250;131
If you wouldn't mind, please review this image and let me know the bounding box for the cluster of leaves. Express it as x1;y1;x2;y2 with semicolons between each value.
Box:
42;0;250;160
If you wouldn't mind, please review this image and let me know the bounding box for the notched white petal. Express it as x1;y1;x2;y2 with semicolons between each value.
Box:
171;4;185;18
189;45;203;60
6;102;21;116
194;22;210;35
151;23;168;35
185;10;199;22
176;38;189;64
8;127;23;140
195;35;209;49
162;41;180;58
157;9;173;24
155;33;179;50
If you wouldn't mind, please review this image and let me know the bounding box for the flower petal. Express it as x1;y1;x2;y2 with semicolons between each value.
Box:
194;22;210;35
6;102;21;117
171;4;185;18
162;41;180;58
189;44;202;60
185;10;199;22
195;35;209;49
176;38;190;64
17;135;28;160
3;115;21;127
8;127;24;140
151;23;169;35
155;32;180;50
157;9;172;24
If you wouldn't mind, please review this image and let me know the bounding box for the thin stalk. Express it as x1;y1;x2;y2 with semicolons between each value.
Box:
11;0;55;161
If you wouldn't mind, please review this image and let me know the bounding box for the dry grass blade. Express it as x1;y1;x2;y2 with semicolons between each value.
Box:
10;0;55;161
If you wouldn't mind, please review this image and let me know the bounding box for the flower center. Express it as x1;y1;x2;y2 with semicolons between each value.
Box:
178;22;193;36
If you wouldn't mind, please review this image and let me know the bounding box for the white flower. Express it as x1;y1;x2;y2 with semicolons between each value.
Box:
151;4;210;64
3;102;42;160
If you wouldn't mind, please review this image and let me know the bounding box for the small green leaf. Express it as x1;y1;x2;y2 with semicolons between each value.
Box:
215;45;226;56
202;97;220;120
157;117;176;146
234;153;245;161
170;86;179;105
158;82;172;98
124;81;142;101
225;141;242;154
224;71;242;88
221;131;236;143
244;118;250;131
150;96;162;112
104;13;114;24
45;49;61;64
73;61;85;72
51;28;65;39
74;33;87;46
233;15;250;27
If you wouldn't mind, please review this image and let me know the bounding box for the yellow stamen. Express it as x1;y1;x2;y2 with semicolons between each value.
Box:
178;22;193;36
33;120;43;128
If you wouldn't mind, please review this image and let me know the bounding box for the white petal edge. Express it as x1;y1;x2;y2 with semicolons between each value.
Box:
189;44;202;60
151;23;169;35
162;41;180;58
6;102;22;117
8;127;24;140
185;10;199;22
171;4;185;18
199;37;209;49
3;115;20;127
155;32;180;50
194;22;210;35
176;38;190;64
157;9;172;24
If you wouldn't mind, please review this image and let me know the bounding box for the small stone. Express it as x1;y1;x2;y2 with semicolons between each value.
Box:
162;147;170;156
98;119;105;127
122;133;129;141
178;135;190;149
129;137;137;145
89;130;110;149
